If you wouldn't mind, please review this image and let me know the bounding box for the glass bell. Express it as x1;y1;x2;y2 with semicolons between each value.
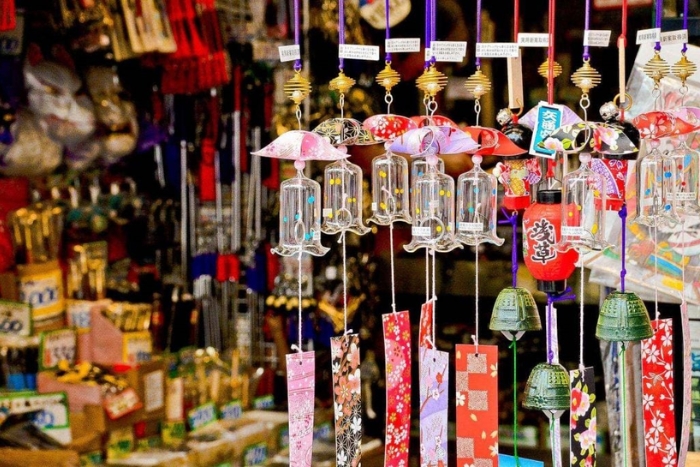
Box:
322;159;370;235
456;155;504;246
404;153;462;253
368;147;411;226
273;162;329;257
410;156;444;226
557;153;608;252
666;138;700;216
633;140;679;227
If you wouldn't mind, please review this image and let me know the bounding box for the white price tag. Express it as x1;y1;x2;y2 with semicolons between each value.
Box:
475;42;519;58
661;29;688;45
412;226;431;237
431;41;467;57
562;226;585;237
636;27;661;44
40;329;77;370
278;44;301;62
339;44;380;61
385;38;421;53
458;222;483;232
583;30;612;47
517;33;550;47
0;300;31;336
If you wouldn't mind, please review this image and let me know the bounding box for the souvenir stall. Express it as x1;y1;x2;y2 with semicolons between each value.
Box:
0;0;699;466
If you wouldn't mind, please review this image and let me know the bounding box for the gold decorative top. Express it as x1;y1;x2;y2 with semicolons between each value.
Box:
464;68;492;99
375;62;401;92
671;54;697;86
329;70;356;95
643;51;670;86
571;60;602;94
416;64;448;98
284;70;312;105
537;59;563;79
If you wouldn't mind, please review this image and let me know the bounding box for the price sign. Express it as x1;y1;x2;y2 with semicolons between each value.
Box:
243;442;268;466
66;300;94;331
188;402;218;431
517;33;549;47
475;42;519;58
339;44;380;61
103;387;142;420
429;41;467;62
661;30;688;46
40;329;77;370
385;38;421;53
0;300;31;337
278;44;301;62
584;30;612;47
220;400;243;421
123;331;153;365
636;28;661;44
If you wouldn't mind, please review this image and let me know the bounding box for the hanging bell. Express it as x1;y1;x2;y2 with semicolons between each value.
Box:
523;362;571;412
666;141;700;216
456;155;504;246
632;140;679;227
273;164;329;257
411;156;444;226
595;291;653;342
557;153;608;252
322;159;371;235
490;287;542;339
404;153;462;253
368;147;411;226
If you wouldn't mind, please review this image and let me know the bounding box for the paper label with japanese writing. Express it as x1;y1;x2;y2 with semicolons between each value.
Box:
636;28;661;44
279;45;301;62
570;367;597;467
287;351;315;467
419;347;449;467
517;33;550;47
331;334;362;467
529;103;563;158
584;30;612;47
40;328;77;370
456;345;499;467
475;42;519;58
660;29;689;46
383;311;411;467
412;226;431;237
0;300;31;337
385;38;421;53
339;44;380;61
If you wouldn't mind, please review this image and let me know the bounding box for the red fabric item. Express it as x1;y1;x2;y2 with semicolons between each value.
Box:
199;138;216;202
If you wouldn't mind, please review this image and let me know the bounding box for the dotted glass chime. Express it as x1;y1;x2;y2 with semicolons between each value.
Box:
411;156;444;221
323;159;370;235
455;155;504;246
633;139;678;227
369;148;411;226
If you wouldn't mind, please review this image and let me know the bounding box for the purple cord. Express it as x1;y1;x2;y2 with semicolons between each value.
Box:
546;288;576;363
682;0;689;53
430;0;436;65
424;0;431;67
619;203;627;293
654;0;662;51
499;209;519;288
475;0;482;67
339;0;345;70
385;0;392;62
583;0;591;60
293;0;301;70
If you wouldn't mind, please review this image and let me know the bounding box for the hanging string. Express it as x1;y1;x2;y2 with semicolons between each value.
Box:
296;251;303;352
425;249;430;303
510;339;520;463
654;0;662;52
546;295;554;364
619;0;628;120
424;0;432;67
293;0;301;71
342;232;348;333
431;248;437;345
389;219;397;312
338;0;345;70
474;241;480;354
619;204;627;292
682;0;689;54
513;0;520;41
654;224;659;321
499;209;519;288
385;0;392;62
579;261;585;370
582;0;591;61
547;0;556;104
475;0;482;68
620;342;629;467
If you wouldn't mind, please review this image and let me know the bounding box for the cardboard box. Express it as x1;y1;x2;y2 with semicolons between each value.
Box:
89;308;152;366
0;448;80;467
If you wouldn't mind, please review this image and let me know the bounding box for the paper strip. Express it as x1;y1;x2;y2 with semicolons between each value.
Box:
456;344;499;467
383;311;412;467
570;367;597;467
642;319;677;467
287;351;315;467
517;33;550;47
331;334;362;467
499;454;544;467
660;29;688;46
419;301;434;349
680;302;691;467
419;346;449;467
636;27;661;44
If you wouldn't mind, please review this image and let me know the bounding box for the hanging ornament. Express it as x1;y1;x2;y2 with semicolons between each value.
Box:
456;155;503;246
463;0;491;126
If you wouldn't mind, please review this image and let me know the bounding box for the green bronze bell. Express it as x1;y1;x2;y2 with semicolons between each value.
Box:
595;291;653;342
523;362;571;412
490;287;542;335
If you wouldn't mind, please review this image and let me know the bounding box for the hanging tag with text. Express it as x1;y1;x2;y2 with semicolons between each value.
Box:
339;44;380;61
279;45;301;62
475;42;519;58
636;28;661;44
385;38;421;53
40;329;77;370
517;33;550;47
0;300;31;337
584;30;612;47
429;41;467;62
660;29;689;46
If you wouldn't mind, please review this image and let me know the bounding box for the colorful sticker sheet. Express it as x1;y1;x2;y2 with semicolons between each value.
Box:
286;351;315;467
642;319;678;466
383;311;412;467
419;346;449;467
570;367;597;467
419;300;434;349
331;334;362;467
455;344;499;467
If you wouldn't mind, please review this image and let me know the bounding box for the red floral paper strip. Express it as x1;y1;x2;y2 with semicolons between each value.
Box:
570;367;597;467
455;344;499;467
383;311;412;467
331;334;362;467
419;346;449;467
642;319;677;466
287;351;315;467
419;300;434;349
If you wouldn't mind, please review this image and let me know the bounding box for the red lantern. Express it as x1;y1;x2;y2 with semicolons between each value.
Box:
522;189;579;293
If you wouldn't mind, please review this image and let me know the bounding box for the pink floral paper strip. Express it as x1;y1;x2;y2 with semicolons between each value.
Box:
383;311;412;467
331;334;362;467
419;300;434;350
419;346;449;467
642;319;677;466
570;367;597;467
455;344;499;467
287;351;315;467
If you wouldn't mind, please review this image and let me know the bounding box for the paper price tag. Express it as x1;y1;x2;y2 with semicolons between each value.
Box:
517;33;550;47
103;387;142;420
412;226;431;237
0;300;31;337
243;442;268;466
339;44;380;61
458;222;483;232
475;42;519;58
279;44;301;62
636;27;661;44
123;331;153;365
661;29;688;46
220;400;243;420
40;329;77;370
385;38;421;53
188;402;218;431
424;41;467;62
584;30;612;47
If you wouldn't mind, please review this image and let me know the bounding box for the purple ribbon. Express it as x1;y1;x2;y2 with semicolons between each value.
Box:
654;0;662;51
424;0;431;67
499;209;519;288
682;0;689;53
546;288;576;363
583;0;591;60
293;0;301;70
339;0;345;70
619;203;627;292
475;0;482;67
385;0;392;62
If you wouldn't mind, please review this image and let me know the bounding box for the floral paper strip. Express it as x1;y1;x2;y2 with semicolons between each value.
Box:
455;344;499;467
331;334;362;467
419;346;449;467
383;311;412;467
287;351;315;467
419;300;434;349
570;367;597;467
642;319;677;466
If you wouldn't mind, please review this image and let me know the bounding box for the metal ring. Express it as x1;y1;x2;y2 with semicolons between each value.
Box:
613;93;633;111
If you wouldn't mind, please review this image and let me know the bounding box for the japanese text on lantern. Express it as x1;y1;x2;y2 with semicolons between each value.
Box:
528;219;556;264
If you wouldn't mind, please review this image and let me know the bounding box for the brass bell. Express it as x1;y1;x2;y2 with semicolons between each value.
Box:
490;287;542;338
523;362;570;412
595;291;653;342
